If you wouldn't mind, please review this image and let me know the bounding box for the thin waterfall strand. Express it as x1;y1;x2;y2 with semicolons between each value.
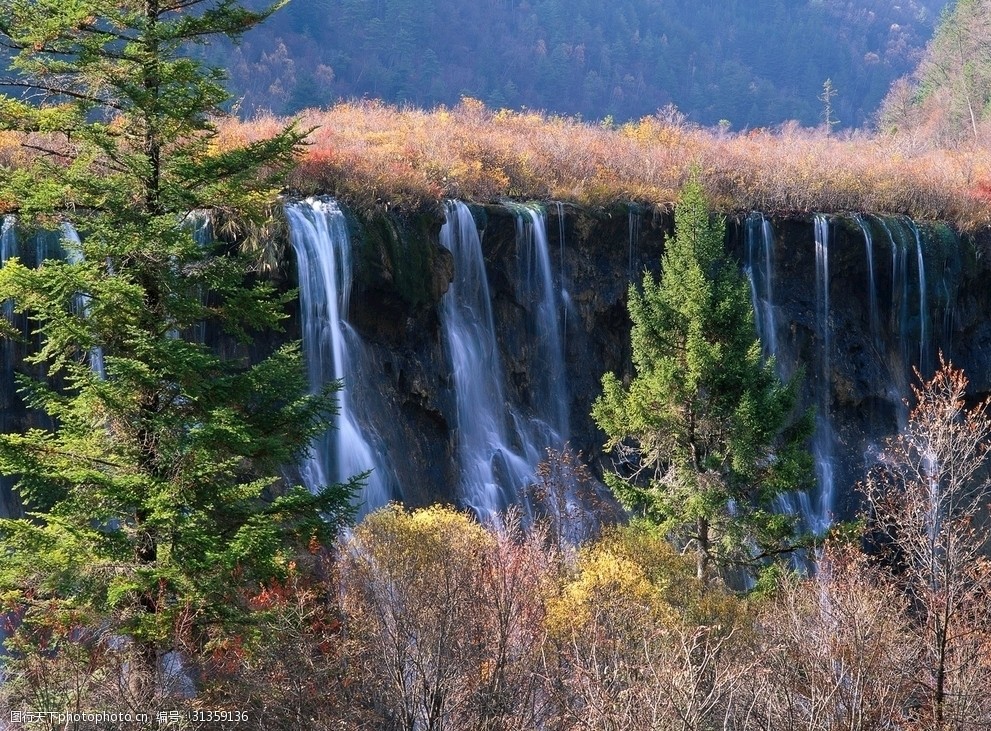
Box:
745;214;815;526
627;205;641;281
554;202;570;359
856;215;881;351
744;212;778;361
909;220;930;375
812;215;835;532
514;205;569;439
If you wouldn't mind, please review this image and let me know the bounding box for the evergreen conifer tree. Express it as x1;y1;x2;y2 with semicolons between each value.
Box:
592;177;813;582
0;0;357;705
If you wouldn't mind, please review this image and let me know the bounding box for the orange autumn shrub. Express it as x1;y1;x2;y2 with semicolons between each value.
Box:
214;100;991;229
5;99;990;227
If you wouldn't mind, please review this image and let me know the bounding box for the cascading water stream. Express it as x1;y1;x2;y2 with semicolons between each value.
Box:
909;220;930;375
438;201;535;517
744;213;778;361
628;205;642;281
745;214;818;527
438;200;572;519
285;198;391;516
879;216;934;427
855;213;894;452
0;221;80;519
812;215;836;533
759;217;777;359
554;202;571;360
185;211;212;345
881;218;912;389
513;205;570;439
855;215;881;352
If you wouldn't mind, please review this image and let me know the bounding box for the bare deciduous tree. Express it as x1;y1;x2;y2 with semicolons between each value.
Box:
748;545;919;731
863;359;991;730
528;445;617;551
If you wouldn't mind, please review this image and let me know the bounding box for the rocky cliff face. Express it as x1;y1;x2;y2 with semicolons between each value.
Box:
729;215;991;520
305;202;666;511
286;200;991;525
6;203;988;524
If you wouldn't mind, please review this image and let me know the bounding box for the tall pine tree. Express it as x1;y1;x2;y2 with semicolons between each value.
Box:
0;0;357;706
592;177;813;583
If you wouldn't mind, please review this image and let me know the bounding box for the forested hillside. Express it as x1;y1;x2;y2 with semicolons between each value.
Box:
217;0;947;129
880;0;991;145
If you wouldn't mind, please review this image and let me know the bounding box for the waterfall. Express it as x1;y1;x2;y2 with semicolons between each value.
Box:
188;211;212;248
744;212;777;361
61;224;106;379
554;202;571;362
438;201;535;517
438;200;572;518
879;216;927;427
745;214;818;528
880;219;911;387
855;215;881;352
284;198;392;516
512;204;569;438
760;217;777;357
908;220;931;375
812;215;835;532
0;220;90;518
628;205;642;280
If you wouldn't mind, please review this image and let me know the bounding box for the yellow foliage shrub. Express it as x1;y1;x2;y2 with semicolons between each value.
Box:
545;524;753;730
549;524;747;636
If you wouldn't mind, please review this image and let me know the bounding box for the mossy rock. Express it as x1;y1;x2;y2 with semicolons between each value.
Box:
343;206;451;344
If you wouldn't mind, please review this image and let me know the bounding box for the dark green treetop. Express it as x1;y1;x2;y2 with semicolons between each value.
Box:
592;176;813;583
0;0;357;697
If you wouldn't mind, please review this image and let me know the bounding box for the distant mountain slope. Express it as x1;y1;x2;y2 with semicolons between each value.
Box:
880;0;991;144
217;0;948;129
